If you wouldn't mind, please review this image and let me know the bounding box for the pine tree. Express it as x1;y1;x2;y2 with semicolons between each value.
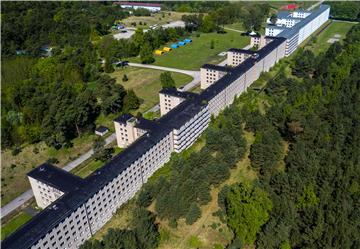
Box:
140;42;154;64
160;72;176;89
185;202;201;225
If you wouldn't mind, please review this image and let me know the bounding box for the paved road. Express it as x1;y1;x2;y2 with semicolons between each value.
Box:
1;134;116;218
307;0;324;10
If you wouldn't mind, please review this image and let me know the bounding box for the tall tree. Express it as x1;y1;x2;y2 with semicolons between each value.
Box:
160;72;176;89
226;183;272;245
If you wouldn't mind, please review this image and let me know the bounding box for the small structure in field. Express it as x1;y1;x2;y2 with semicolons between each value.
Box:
170;44;179;49
155;50;164;55
95;126;109;136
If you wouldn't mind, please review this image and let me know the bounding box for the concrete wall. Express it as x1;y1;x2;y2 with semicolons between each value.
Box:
114;118;141;148
200;68;227;89
29;177;64;209
159;92;185;116
227;51;252;67
173;106;210;152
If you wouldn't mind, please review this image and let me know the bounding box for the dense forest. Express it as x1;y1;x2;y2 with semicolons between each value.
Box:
81;24;360;249
326;1;360;21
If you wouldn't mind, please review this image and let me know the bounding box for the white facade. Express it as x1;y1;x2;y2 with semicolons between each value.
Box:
119;3;161;12
114;117;147;148
173;106;210;152
200;67;228;89
159;92;185;116
265;5;330;56
29;177;64;209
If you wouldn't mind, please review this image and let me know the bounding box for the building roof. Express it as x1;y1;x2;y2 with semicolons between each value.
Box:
159;87;198;100
27;163;85;193
269;4;330;39
201;64;233;72
228;48;257;54
114;113;133;124
95;126;109;133
117;2;161;7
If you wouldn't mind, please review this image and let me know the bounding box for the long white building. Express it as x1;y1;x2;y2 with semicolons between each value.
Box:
266;4;330;56
2;6;330;249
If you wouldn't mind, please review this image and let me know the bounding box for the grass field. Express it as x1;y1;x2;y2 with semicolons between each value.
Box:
71;143;122;178
1;134;97;206
110;67;193;112
307;21;355;54
153;30;250;70
1;211;32;240
121;11;187;29
224;22;245;32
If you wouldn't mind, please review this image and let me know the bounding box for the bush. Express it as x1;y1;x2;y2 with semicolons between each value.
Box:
122;74;129;82
210;40;214;49
168;218;178;228
137;187;152;207
10;164;17;170
33;147;39;154
11;146;22;156
46;157;59;164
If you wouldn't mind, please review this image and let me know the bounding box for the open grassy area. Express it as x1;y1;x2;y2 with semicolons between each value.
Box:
110;67;193;112
224;22;245;32
153;30;250;70
1;211;32;240
121;11;187;29
1;134;97;206
307;21;355;54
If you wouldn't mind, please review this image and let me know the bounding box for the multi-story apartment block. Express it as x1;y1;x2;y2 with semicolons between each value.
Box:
200;64;232;89
114;114;158;148
159;88;198;116
265;4;330;56
227;48;258;67
28;164;85;209
3;5;329;245
250;35;274;49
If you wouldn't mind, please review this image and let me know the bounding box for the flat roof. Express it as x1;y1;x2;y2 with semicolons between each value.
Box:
228;48;257;54
27;163;85;193
201;64;233;72
269;5;330;39
95;126;109;133
159;87;199;100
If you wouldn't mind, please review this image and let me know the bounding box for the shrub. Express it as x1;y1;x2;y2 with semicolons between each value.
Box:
46;157;59;164
11;146;22;156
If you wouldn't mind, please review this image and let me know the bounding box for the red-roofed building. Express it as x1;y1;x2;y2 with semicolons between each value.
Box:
281;4;298;10
115;2;162;12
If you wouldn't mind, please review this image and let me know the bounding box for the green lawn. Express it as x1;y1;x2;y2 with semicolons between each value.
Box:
308;21;355;54
1;212;32;240
224;22;245;31
110;67;193;113
153;30;250;70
